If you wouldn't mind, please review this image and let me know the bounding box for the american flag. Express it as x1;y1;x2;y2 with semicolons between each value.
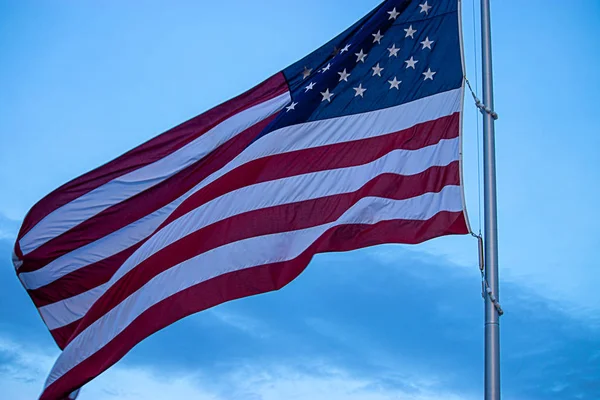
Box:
13;0;470;398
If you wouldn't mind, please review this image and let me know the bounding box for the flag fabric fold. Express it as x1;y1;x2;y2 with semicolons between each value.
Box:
12;1;470;398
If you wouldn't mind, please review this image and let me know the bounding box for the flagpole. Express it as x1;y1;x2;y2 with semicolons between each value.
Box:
480;0;501;399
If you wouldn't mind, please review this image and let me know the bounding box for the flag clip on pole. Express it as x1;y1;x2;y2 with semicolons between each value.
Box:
480;0;501;399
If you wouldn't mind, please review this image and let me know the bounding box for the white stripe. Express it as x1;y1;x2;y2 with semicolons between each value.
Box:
44;185;463;389
19;92;291;255
39;284;107;330
21;88;461;295
37;137;459;329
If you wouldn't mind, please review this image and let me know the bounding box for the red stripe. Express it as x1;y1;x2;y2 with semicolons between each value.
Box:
18;113;280;274
17;72;288;241
29;243;142;308
64;162;461;344
50;316;81;350
28;113;459;306
40;211;468;400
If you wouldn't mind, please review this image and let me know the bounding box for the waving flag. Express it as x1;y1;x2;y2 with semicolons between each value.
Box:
13;0;470;398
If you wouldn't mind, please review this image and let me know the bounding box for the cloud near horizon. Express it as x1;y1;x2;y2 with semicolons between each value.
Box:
0;333;473;400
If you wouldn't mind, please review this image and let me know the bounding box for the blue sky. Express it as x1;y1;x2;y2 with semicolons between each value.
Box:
1;1;599;399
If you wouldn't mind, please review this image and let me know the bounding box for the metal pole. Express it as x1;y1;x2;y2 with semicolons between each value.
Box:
480;0;500;399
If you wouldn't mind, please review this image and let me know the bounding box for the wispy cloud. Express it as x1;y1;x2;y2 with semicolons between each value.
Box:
0;335;219;400
220;363;471;400
365;233;600;321
369;236;479;271
207;309;272;339
0;333;471;400
0;337;57;399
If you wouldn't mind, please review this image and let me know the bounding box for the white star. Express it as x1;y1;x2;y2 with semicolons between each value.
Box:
423;68;436;80
387;43;400;57
340;44;351;53
404;25;417;38
355;49;367;63
338;68;351;82
304;82;316;92
285;101;298;112
302;67;312;79
372;30;384;44
371;63;384;77
353;83;367;97
421;37;434;50
388;7;400;20
321;88;334;102
405;56;418;69
419;1;432;15
388;76;401;90
321;63;331;73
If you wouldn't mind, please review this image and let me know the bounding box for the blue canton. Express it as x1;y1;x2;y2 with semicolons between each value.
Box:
257;0;462;141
